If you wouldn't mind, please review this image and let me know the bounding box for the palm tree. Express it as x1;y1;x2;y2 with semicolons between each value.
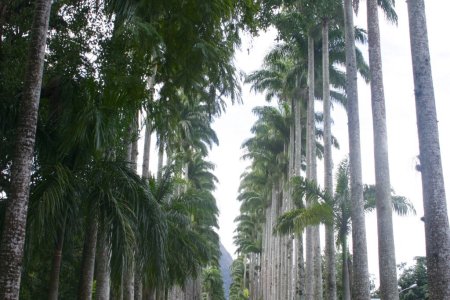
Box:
276;159;416;300
0;0;53;297
342;0;370;298
365;0;400;298
406;1;450;298
334;159;416;300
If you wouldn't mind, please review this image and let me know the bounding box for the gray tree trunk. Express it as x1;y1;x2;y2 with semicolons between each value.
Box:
322;18;337;300
48;222;66;300
96;228;111;300
305;34;316;300
270;184;278;300
406;1;450;299
366;1;399;300
0;0;52;298
293;96;305;300
124;126;139;300
342;237;351;300
134;269;142;300
78;216;99;300
313;226;322;300
343;1;370;299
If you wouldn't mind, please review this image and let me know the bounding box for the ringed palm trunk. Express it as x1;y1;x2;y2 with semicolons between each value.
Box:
366;1;399;299
0;0;52;297
407;1;450;298
322;18;337;300
343;0;370;298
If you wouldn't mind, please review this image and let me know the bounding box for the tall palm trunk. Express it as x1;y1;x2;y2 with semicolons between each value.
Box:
341;237;351;300
366;1;399;299
293;96;305;300
48;220;66;300
287;121;295;300
79;215;99;300
342;1;370;299
0;0;52;297
313;227;322;300
124;121;139;300
307;34;323;300
96;227;111;300
406;1;450;299
270;184;278;300
305;34;316;300
322;18;337;300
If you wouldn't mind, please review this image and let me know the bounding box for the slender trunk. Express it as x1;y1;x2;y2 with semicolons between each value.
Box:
48;221;66;300
79;216;99;300
131;113;139;171
366;2;399;300
270;184;278;300
124;114;138;300
124;262;135;300
288;109;295;300
134;274;142;300
296;234;305;300
0;0;52;297
313;226;322;300
294;95;305;300
305;34;316;300
342;237;351;300
407;1;450;299
343;1;370;299
322;18;337;300
96;227;111;300
243;254;247;290
142;118;152;179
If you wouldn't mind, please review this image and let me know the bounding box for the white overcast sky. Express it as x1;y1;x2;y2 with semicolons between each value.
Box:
207;0;450;284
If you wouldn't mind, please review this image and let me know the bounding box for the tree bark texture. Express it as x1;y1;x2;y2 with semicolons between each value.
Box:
322;18;337;300
78;216;99;300
96;227;111;300
342;238;351;300
48;223;66;300
293;96;305;300
343;0;371;299
305;34;316;300
313;226;322;300
366;1;399;299
0;0;52;298
407;1;450;299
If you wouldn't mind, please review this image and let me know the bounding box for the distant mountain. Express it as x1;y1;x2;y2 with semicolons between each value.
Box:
219;242;233;299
